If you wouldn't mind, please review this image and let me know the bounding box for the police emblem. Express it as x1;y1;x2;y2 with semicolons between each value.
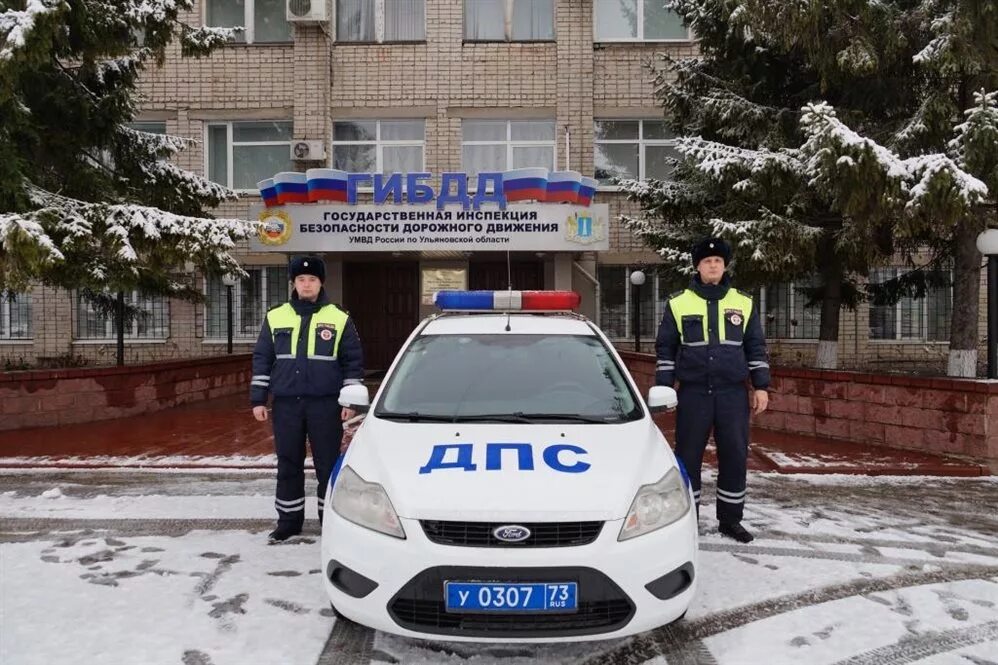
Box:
726;309;744;326
258;210;292;246
319;328;333;341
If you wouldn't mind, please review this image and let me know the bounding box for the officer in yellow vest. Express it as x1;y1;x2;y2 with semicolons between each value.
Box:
655;237;770;543
250;256;364;543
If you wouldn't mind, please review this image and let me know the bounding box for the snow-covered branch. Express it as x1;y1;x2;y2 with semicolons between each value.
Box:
801;101;989;208
678;136;803;179
0;0;64;61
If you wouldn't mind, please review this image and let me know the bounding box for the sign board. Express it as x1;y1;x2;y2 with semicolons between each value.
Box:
421;268;467;304
247;203;610;252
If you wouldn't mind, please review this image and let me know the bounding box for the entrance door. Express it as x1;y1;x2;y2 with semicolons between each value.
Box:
469;261;544;291
343;262;419;371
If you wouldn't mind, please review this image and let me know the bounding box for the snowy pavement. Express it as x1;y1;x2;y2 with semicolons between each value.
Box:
1;469;997;665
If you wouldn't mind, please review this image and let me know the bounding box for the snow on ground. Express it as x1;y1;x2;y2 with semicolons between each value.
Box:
1;469;997;665
0;454;286;469
2;532;331;665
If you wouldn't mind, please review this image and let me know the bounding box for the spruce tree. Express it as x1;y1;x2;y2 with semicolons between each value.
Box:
620;0;995;373
0;0;252;306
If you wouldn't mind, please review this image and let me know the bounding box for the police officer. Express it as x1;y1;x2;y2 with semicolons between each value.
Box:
250;256;364;543
655;237;770;543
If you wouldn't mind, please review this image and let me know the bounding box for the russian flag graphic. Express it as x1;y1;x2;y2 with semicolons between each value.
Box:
577;176;598;206
544;171;583;204
273;172;309;205
257;178;279;208
306;168;349;203
502;168;549;203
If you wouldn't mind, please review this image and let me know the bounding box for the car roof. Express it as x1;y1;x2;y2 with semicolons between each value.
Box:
419;313;598;336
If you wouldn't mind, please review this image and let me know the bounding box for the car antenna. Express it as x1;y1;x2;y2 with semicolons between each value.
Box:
505;250;512;331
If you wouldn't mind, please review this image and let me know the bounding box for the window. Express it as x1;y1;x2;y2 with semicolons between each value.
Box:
461;119;556;178
597;266;658;340
0;292;31;340
595;0;689;40
464;0;553;41
594;119;679;185
206;121;293;191
762;278;821;340
205;266;289;339
205;0;291;43
376;334;642;422
337;0;426;42
75;292;169;340
332;120;425;174
128;121;167;135
868;268;952;341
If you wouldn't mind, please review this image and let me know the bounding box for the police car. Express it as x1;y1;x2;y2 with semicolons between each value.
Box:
321;290;697;642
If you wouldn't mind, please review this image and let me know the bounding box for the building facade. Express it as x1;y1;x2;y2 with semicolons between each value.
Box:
0;0;988;374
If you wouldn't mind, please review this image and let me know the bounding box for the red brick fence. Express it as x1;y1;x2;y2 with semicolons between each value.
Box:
619;351;998;466
0;355;251;431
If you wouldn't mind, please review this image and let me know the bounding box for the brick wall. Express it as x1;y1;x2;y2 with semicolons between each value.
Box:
618;351;998;464
0;355;251;431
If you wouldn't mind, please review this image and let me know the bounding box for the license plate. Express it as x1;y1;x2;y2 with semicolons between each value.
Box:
444;582;578;613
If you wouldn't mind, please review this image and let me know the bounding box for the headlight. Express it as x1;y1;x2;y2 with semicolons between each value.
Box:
331;466;405;539
618;467;690;541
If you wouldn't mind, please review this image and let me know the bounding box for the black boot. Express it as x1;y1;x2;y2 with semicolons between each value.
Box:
268;524;302;543
719;522;754;543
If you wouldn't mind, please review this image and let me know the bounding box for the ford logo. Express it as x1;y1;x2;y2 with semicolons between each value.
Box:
493;525;531;543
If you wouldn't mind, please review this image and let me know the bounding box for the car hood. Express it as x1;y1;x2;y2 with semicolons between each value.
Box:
339;417;677;521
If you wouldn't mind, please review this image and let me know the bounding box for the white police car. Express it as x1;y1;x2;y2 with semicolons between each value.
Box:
321;290;697;642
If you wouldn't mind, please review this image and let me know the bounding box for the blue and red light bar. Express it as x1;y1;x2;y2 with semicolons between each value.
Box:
434;290;581;311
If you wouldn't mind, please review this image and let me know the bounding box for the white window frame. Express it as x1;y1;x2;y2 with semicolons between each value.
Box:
598;266;661;341
868;267;951;343
463;0;555;42
203;0;292;44
593;0;692;42
335;0;427;43
759;280;820;342
0;293;31;340
594;118;677;190
204;121;293;194
330;119;426;189
74;291;170;341
461;119;557;185
203;266;288;341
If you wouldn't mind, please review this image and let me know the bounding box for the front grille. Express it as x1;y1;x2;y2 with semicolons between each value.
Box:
391;598;633;633
421;520;603;547
388;566;635;638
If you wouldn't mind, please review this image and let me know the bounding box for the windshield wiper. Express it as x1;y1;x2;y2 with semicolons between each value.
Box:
454;412;613;424
375;411;457;422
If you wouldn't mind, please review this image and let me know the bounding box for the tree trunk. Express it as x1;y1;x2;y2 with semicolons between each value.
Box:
947;219;982;377
815;245;843;370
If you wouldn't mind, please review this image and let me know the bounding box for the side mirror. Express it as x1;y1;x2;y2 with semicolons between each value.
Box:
647;385;678;413
338;383;370;413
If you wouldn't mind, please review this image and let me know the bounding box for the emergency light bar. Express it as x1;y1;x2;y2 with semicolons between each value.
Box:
434;290;581;311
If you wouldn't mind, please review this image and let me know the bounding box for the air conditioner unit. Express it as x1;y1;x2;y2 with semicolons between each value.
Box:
286;0;327;22
291;140;326;161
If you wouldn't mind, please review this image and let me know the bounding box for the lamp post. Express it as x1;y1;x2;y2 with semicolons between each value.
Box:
630;269;646;352
976;229;998;379
221;274;238;355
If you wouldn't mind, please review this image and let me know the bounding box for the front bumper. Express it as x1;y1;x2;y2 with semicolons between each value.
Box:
320;511;698;643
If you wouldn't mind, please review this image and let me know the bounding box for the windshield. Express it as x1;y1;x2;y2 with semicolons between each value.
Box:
375;334;642;423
